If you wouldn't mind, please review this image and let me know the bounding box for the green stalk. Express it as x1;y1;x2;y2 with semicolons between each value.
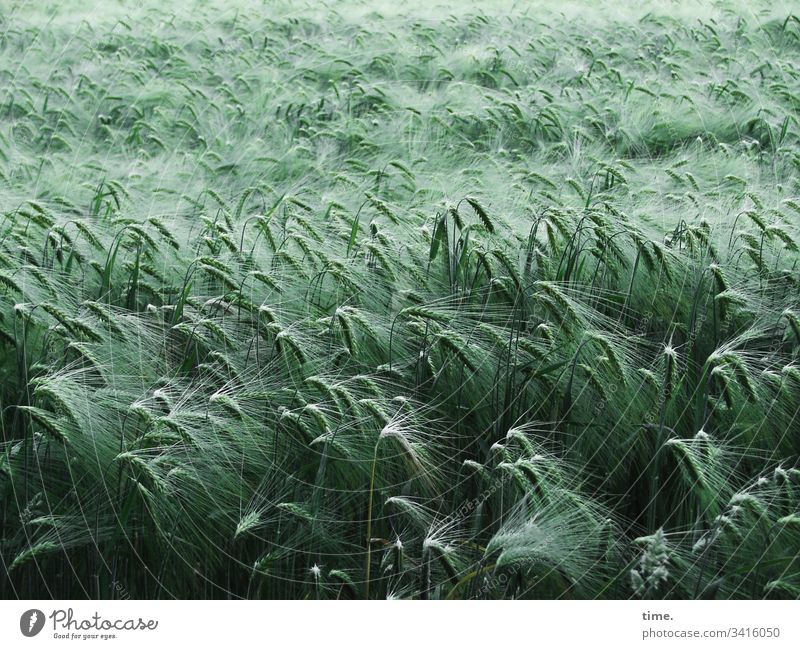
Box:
364;442;379;599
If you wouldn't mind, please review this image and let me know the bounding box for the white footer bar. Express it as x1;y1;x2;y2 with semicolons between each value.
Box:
1;600;796;647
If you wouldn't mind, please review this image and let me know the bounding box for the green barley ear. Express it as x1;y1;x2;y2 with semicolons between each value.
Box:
209;393;244;420
782;309;800;345
424;538;459;586
709;263;728;293
400;306;451;324
630;529;670;598
465;197;495;233
365;192;398;224
665;438;713;510
777;514;800;529
328;570;357;598
234;511;261;540
9;542;60;571
767;224;798;252
436;332;477;372
17;406;69;443
0;271;23;294
276;502;314;523
587;332;626;383
717;352;757;402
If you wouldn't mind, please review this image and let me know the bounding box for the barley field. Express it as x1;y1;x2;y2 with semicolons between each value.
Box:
1;0;800;600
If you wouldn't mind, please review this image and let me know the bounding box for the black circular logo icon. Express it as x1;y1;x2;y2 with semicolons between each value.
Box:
20;609;45;637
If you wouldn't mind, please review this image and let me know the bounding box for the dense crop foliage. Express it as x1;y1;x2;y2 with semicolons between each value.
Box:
2;0;800;599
